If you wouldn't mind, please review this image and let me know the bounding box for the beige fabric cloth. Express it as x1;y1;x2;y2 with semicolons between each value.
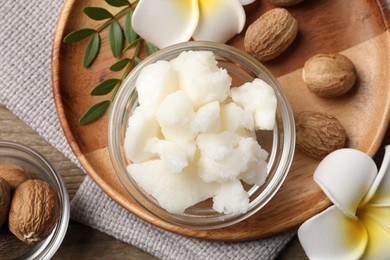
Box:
0;1;297;259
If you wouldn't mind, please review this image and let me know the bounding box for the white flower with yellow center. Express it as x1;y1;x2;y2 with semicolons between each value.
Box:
298;145;390;259
132;0;256;49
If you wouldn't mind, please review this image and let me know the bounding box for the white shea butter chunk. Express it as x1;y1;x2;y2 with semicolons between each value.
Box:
197;131;240;161
236;128;257;139
239;139;269;186
220;102;254;132
124;106;159;163
128;160;220;214
213;181;249;214
191;101;221;134
146;138;196;173
136;60;179;112
230;78;277;130
197;132;268;184
156;90;195;144
170;51;231;108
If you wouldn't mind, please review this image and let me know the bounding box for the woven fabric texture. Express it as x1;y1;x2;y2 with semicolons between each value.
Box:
0;0;297;259
0;0;80;167
71;177;295;260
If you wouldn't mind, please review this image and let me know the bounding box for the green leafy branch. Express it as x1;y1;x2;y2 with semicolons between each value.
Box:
63;0;158;125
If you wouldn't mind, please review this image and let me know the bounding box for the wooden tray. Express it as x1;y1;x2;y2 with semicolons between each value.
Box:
52;0;390;240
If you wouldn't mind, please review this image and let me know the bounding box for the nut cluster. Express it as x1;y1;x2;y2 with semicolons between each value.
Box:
0;163;60;256
243;4;358;162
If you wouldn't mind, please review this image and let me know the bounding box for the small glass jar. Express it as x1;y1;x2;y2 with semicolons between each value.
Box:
108;41;295;230
0;141;70;259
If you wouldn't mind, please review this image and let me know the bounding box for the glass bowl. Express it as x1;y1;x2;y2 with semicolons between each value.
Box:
108;41;295;230
0;141;70;259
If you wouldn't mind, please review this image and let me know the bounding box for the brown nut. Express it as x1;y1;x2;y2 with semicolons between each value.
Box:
296;111;346;159
0;177;11;228
0;227;34;259
8;179;60;244
269;0;304;6
303;53;357;97
0;164;30;192
244;8;298;62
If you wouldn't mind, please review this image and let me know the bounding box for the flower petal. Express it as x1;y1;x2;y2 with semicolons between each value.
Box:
359;211;390;260
298;205;367;260
193;0;245;43
362;145;390;206
132;0;199;49
359;205;390;233
239;0;256;5
314;149;377;219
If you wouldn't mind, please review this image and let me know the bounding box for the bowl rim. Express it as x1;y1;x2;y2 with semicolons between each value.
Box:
0;140;70;260
108;41;295;230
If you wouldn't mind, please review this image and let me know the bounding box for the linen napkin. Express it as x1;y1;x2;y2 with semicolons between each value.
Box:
0;0;296;259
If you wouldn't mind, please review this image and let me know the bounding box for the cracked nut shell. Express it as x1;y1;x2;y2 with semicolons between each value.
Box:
296;111;346;159
8;179;60;244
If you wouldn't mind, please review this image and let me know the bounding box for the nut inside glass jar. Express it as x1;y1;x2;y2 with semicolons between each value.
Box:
0;141;69;259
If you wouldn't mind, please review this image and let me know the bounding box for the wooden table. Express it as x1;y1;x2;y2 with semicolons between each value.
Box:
3;103;389;259
0;104;317;259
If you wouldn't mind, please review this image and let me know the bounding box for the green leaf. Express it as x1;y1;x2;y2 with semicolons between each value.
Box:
90;79;120;95
134;56;142;65
110;58;130;71
79;100;110;125
146;42;158;55
84;7;113;20
122;38;140;53
63;28;96;43
83;33;100;67
109;20;123;58
105;0;129;7
124;9;137;44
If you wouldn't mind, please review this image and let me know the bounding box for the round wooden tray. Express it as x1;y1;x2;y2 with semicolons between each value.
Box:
52;0;390;240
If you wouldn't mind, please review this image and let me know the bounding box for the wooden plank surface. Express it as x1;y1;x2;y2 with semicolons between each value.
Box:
0;105;307;259
52;0;390;240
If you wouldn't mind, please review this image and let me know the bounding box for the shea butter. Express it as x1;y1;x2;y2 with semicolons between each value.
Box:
124;50;276;214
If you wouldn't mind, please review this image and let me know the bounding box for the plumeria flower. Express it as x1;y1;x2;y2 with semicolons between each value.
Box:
298;145;390;259
132;0;256;49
